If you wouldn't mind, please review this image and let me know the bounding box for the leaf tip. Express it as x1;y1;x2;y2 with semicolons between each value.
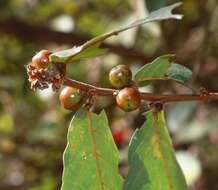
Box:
170;2;184;20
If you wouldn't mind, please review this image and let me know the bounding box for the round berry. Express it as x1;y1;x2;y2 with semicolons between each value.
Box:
116;87;141;112
32;49;51;69
109;65;132;89
59;87;82;110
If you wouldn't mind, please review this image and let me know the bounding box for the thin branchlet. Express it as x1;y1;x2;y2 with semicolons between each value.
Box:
63;77;218;103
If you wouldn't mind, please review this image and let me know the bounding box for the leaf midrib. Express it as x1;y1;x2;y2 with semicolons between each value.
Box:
153;112;175;190
87;111;105;190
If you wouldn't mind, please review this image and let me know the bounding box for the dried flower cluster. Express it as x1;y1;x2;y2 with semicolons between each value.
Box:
26;63;66;92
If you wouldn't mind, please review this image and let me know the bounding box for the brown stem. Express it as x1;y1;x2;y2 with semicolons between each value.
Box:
63;77;117;96
63;77;218;103
140;93;218;103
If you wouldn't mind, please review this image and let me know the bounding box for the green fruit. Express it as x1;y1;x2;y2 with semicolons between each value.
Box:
59;87;82;110
116;87;141;112
32;49;51;69
109;65;132;89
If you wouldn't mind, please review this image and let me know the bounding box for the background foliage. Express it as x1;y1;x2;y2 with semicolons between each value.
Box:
0;0;218;189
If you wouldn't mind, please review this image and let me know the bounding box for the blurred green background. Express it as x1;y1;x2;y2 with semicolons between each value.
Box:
1;0;218;189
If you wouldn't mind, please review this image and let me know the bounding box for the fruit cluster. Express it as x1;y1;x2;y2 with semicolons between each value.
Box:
30;51;141;111
109;65;141;112
59;64;141;112
27;50;65;91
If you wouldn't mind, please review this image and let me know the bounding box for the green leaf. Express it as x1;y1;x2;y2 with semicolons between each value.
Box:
134;55;192;86
61;109;123;190
71;46;107;61
145;0;166;12
50;45;107;63
124;111;188;190
167;63;192;83
50;3;183;63
134;55;173;86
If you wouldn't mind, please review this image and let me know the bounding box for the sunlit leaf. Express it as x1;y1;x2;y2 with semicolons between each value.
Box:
50;45;107;63
134;55;192;86
124;111;188;190
134;55;173;86
71;46;107;61
61;109;123;190
50;2;183;63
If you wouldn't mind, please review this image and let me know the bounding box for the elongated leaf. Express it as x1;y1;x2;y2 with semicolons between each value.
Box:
135;55;173;86
62;109;123;190
50;45;107;63
167;63;192;83
70;47;107;61
50;3;183;63
124;111;188;190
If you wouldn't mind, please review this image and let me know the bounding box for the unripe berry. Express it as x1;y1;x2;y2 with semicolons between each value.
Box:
59;87;82;110
109;65;132;89
116;87;141;112
32;50;51;69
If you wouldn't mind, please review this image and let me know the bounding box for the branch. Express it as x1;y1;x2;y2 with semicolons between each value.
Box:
64;77;116;96
0;17;151;62
64;77;218;103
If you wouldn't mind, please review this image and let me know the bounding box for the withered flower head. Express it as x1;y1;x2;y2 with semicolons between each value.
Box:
26;62;66;92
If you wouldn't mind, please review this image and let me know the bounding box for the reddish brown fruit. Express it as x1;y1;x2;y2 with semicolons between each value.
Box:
116;87;141;112
59;87;82;110
32;50;51;69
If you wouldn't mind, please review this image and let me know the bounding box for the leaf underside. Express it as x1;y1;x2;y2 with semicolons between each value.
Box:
61;109;123;190
124;111;188;190
167;63;192;83
50;2;183;64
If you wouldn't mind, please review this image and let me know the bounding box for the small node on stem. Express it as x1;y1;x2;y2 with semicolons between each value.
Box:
83;89;97;110
199;87;210;101
149;101;164;112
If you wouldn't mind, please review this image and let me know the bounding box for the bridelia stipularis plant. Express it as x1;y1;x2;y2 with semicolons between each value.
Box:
25;2;218;190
